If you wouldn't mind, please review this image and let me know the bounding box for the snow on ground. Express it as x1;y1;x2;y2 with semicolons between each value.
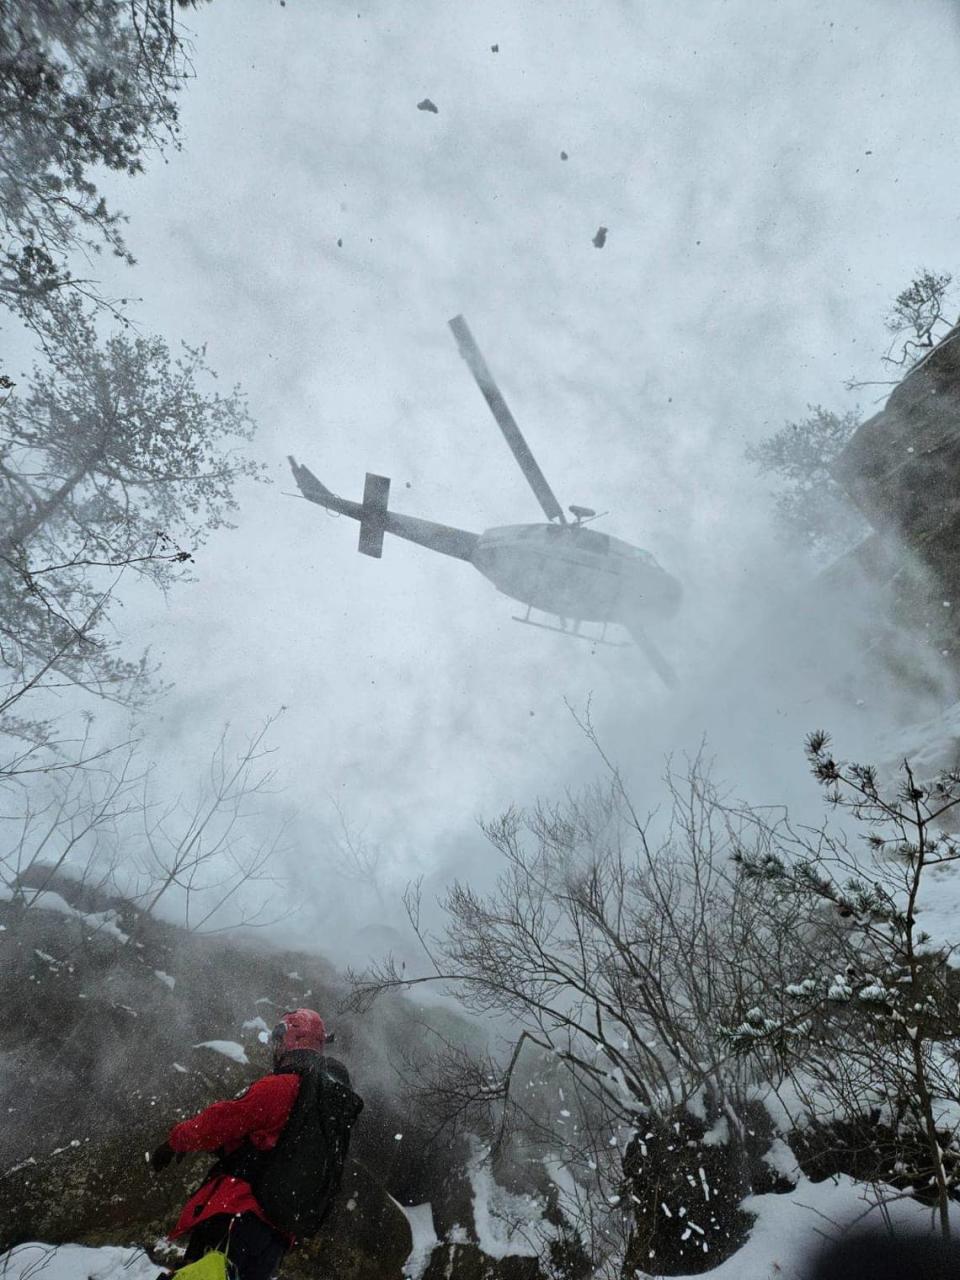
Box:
0;1244;157;1280
78;909;129;943
468;1148;543;1259
0;888;130;944
2;1176;959;1280
192;1040;248;1064
682;1173;960;1280
392;1201;439;1280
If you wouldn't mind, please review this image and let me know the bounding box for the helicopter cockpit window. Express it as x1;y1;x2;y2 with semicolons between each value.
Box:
571;528;610;553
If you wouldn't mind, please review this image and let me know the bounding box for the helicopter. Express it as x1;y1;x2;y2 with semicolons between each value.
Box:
288;315;682;687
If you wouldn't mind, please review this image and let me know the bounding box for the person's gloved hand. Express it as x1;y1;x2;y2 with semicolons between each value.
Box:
150;1141;176;1173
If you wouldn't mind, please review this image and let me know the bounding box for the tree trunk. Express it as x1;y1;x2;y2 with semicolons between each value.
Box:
0;464;89;553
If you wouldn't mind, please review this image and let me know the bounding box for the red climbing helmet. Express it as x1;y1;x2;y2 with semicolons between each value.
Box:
271;1007;327;1054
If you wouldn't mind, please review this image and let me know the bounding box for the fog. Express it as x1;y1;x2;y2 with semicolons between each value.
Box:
75;0;960;954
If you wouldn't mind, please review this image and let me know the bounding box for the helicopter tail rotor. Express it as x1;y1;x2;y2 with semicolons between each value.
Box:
358;473;391;558
289;456;391;557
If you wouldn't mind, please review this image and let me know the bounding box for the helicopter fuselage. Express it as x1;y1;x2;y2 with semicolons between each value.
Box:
471;522;681;625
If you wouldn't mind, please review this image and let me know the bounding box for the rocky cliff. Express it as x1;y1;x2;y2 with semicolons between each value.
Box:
833;323;960;666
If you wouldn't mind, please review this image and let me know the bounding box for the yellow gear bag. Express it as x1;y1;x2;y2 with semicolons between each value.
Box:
174;1251;229;1280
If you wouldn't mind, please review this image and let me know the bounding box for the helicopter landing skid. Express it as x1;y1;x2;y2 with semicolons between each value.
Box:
510;611;631;648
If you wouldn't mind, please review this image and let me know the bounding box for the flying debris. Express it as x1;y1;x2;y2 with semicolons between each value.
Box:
416;98;438;113
593;226;608;248
289;316;681;687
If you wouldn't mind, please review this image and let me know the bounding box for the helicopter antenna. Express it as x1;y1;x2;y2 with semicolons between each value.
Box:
569;507;608;526
449;315;567;524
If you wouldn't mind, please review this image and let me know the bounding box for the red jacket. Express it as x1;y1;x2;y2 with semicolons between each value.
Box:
167;1073;301;1239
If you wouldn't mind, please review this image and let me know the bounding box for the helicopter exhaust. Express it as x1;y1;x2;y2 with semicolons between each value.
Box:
358;472;391;558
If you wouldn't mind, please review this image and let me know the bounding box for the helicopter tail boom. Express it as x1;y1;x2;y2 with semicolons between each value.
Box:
289;457;479;563
288;457;362;519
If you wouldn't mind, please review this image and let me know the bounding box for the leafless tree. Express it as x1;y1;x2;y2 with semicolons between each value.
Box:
0;721;140;912
127;712;290;936
348;741;825;1273
324;793;386;906
1;714;289;942
352;723;960;1268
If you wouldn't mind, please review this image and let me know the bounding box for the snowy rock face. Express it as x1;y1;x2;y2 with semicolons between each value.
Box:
421;1244;540;1280
833;325;960;657
835;325;960;552
621;1102;794;1277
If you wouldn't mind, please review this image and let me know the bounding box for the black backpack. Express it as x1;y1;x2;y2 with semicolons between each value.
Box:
217;1057;364;1238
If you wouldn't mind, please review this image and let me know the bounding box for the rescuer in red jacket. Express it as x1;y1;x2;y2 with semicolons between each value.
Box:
151;1009;335;1280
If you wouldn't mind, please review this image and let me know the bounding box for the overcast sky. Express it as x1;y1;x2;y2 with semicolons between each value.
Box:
82;0;960;952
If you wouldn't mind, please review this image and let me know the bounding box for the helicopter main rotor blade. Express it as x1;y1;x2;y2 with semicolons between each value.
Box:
626;622;679;690
449;314;566;523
